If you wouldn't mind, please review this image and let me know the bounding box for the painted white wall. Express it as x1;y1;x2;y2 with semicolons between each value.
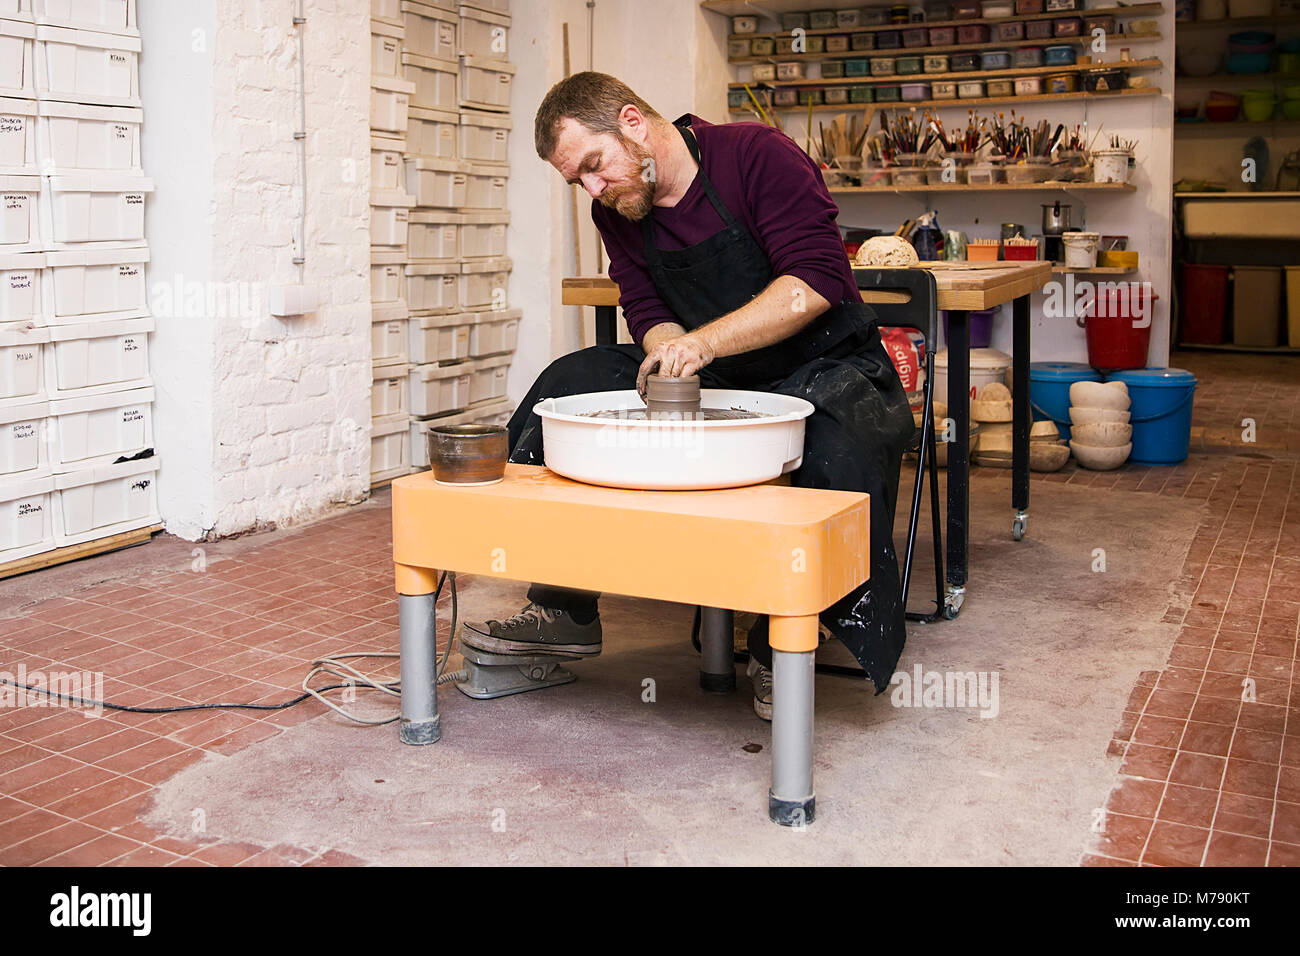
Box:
141;0;371;540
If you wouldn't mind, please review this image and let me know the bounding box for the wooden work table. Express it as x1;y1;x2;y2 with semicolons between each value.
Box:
561;260;1053;619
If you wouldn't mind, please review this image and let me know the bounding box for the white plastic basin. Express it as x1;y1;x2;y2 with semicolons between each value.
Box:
535;388;814;491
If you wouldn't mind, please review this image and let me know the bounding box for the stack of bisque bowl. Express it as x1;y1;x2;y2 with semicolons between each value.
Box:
1029;420;1070;472
1068;381;1132;470
970;382;1013;467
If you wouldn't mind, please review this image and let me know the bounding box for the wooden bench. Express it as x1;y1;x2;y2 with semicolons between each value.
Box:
392;463;870;825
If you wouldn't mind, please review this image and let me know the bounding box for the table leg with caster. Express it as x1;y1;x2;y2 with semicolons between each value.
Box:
768;615;817;826
699;607;736;693
398;591;440;745
1011;293;1031;542
945;309;970;619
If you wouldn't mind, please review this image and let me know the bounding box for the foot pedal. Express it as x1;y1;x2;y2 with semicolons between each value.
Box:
455;643;582;699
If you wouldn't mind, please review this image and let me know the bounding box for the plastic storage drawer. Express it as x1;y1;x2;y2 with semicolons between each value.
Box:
371;191;415;248
35;25;141;106
404;157;468;207
32;0;138;35
0;175;41;253
371;19;403;78
0;252;43;328
371;301;409;366
464;164;507;209
370;76;415;135
36;101;142;174
408;311;473;365
40;175;153;247
402;52;458;111
0;473;54;564
459;4;509;58
371;250;406;304
409;361;473;418
51;453;159;546
407;106;458;160
371;415;411;481
458;109;510;165
371;361;409;420
0;97;38;174
460;56;514;112
408;210;460;261
459;211;508;258
48;385;152;471
459;258;510;310
0;400;47;480
405;262;460;313
402;1;457;60
0;20;36;99
0;326;48;405
468;308;520;358
42;245;148;324
44;315;151;397
469;353;509;405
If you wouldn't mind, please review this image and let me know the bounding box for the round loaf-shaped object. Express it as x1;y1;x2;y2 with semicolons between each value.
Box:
854;235;920;266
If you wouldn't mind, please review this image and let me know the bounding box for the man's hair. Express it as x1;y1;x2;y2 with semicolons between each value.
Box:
534;71;664;161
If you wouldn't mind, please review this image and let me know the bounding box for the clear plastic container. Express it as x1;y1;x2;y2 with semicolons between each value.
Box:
1005;158;1053;183
967;163;1007;184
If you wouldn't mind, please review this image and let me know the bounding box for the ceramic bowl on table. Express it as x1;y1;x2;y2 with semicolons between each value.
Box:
427;425;510;486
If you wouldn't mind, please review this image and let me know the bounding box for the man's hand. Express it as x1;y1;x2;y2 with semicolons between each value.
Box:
636;332;716;400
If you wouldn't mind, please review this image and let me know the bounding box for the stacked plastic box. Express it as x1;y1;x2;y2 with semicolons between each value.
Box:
369;0;418;484
400;0;515;470
1;0;159;565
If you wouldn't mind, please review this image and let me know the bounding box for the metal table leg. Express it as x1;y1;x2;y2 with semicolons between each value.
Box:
1011;294;1031;542
944;309;969;619
769;615;817;826
699;607;736;693
595;304;617;346
399;592;440;745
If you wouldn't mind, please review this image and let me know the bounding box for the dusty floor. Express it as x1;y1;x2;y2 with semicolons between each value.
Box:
0;350;1297;866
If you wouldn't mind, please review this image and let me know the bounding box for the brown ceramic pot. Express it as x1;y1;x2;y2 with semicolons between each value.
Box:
645;374;701;419
427;425;509;485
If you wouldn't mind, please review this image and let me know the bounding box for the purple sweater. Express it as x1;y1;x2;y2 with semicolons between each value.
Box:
591;114;859;347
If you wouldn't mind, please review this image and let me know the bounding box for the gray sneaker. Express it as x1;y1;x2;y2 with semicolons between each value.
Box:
746;657;773;722
461;602;602;656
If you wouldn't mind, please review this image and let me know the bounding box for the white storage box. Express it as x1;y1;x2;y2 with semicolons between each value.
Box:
371;133;407;196
371;300;409;367
409;396;512;467
409;360;472;418
372;0;403;25
0;324;47;405
405;261;459;313
468;353;509;405
468;307;519;358
370;75;415;135
464;164;506;210
402;52;458;111
44;315;151;397
35;25;141;107
0;20;36;99
371;361;409;420
458;109;509;165
407;106;458;160
0;252;43;328
48;384;150;471
459;55;513;112
0;472;54;563
0;175;41;254
0;97;38;175
371;191;415;248
0;399;47;479
370;414;410;482
371;18;403;78
0;1;33;21
459;211;507;258
41;245;147;324
408;210;459;261
405;156;468;207
460;0;509;14
40;175;152;248
371;249;406;303
403;1;458;60
459;257;509;310
458;5;509;58
33;0;137;36
37;100;140;175
409;310;472;365
51;452;158;546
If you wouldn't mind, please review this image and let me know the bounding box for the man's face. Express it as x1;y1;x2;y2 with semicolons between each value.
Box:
550;117;656;221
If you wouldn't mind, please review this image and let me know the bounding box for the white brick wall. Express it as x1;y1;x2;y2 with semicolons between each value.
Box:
144;0;373;540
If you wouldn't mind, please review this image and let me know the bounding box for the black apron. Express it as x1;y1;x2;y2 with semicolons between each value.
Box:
637;117;911;691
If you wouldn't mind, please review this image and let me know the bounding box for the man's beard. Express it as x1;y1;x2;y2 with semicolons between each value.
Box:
597;136;656;221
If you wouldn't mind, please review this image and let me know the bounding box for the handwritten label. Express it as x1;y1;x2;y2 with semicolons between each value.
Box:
118;265;139;277
122;408;144;423
17;501;43;517
12;422;35;439
9;273;32;290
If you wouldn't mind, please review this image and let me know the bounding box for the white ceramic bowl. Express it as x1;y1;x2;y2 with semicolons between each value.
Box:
1069;406;1132;425
1030;441;1070;472
1070;422;1133;446
1069;380;1130;411
1070;440;1131;470
535;388;815;490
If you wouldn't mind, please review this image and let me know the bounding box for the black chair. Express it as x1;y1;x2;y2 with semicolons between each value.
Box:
691;268;946;684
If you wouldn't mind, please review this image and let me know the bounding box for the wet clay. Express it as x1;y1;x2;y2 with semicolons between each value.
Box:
579;407;769;421
645;374;701;419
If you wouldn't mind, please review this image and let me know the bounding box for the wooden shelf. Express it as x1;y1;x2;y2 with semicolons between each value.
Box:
1174;118;1300;131
729;33;1163;65
730;58;1162;88
1177;341;1300;353
1051;265;1138;274
730;84;1161;113
0;524;162;581
830;181;1136;194
708;1;1165;33
1174;14;1300;31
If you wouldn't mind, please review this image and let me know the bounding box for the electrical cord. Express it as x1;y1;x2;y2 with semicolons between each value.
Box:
0;574;463;725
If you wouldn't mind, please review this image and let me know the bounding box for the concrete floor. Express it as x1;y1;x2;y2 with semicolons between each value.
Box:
136;476;1200;865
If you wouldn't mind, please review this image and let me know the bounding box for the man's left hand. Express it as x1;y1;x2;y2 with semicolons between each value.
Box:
636;332;716;400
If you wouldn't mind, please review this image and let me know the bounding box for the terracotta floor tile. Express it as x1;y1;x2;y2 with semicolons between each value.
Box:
1269;842;1300;865
1181;721;1234;757
1221;758;1281;800
110;844;184;866
188;841;267;866
94;736;190;775
1278;766;1300;804
1170;752;1227;789
1204;831;1270;867
37;831;140;866
1158;784;1219;830
1132;714;1187;750
1190;696;1241;726
1229;728;1284;764
127;747;204;786
1236;702;1289;734
1144;821;1210;867
1214;791;1274;840
1106;778;1165;818
1145;689;1197;720
2;820;103;866
1091;813;1153;863
1282;736;1300;769
0;807;66;852
1121;744;1176;781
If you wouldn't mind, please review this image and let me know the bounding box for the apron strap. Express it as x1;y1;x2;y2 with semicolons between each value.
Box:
640;119;743;264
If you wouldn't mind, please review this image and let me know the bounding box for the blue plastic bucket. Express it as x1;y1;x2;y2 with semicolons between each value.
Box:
1106;368;1198;465
1029;361;1101;440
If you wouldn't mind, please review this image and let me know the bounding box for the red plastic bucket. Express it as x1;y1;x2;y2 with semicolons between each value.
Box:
1080;283;1158;371
1180;264;1229;345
